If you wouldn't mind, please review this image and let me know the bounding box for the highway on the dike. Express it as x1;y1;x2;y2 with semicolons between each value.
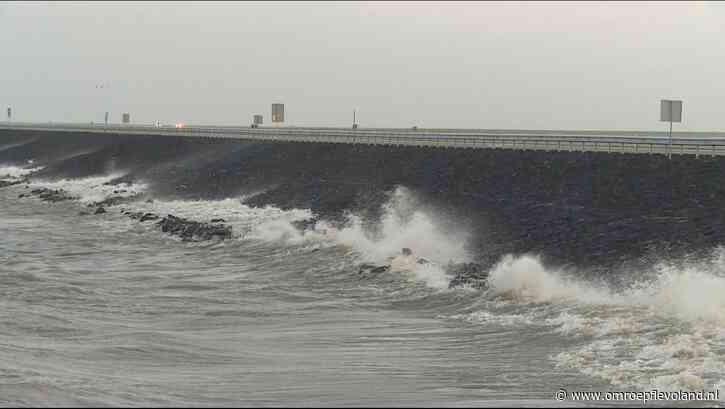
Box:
2;122;725;157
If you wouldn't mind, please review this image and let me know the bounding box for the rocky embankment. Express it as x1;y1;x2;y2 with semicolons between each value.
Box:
8;180;488;285
11;185;234;242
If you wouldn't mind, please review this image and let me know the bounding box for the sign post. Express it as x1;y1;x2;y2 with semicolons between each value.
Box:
660;99;682;159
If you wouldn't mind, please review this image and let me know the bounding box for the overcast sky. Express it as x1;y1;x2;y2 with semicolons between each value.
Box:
1;1;723;130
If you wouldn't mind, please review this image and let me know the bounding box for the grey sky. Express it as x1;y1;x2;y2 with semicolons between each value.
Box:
1;1;723;130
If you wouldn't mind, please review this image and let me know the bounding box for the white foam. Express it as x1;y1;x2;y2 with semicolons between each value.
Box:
486;253;725;326
486;254;615;305
543;311;643;338
448;310;538;327
545;312;598;336
391;256;452;290
623;264;725;324
319;187;470;265
122;198;315;243
27;174;147;204
0;165;44;180
553;331;723;392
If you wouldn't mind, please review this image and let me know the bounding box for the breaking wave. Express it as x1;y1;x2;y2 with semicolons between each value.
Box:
463;253;725;393
11;171;463;290
486;252;725;325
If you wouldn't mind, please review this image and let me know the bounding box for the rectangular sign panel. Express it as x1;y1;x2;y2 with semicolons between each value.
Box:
271;103;284;123
660;99;682;122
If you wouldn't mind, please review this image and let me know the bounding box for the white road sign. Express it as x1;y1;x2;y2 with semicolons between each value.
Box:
660;100;682;123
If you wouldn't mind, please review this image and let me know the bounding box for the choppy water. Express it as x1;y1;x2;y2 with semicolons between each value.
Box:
0;181;584;406
2;132;725;406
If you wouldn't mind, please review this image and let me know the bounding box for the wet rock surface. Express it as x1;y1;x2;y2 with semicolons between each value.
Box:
156;214;232;241
14;185;234;242
119;210;232;241
28;188;77;203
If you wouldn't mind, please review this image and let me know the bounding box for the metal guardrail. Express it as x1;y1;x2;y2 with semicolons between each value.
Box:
2;122;725;157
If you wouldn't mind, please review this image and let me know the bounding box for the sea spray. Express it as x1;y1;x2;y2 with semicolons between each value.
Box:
0;165;44;180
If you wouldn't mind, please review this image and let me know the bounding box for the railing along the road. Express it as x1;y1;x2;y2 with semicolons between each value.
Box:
2;122;725;157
